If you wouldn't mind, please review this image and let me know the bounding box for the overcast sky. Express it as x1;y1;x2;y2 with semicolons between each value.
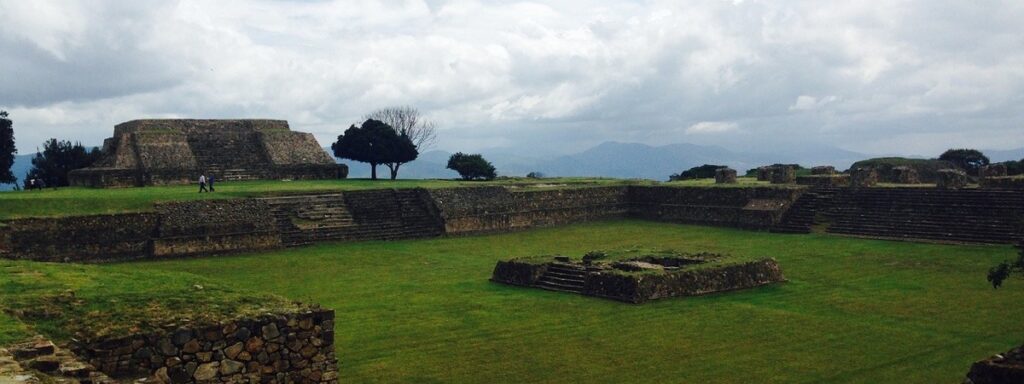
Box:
1;0;1022;157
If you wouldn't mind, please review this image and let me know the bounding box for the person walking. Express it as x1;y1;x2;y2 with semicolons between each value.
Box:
208;174;215;192
198;174;208;193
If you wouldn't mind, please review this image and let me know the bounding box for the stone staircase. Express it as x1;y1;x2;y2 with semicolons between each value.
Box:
188;132;269;178
825;188;1024;244
261;189;444;247
770;188;839;234
536;262;588;293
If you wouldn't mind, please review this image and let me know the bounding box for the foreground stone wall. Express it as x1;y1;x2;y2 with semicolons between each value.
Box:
153;200;282;258
0;213;159;262
74;309;337;384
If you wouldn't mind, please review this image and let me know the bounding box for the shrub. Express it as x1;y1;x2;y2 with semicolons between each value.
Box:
447;152;496;181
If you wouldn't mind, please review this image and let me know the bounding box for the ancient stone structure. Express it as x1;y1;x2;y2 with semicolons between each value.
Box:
981;176;1024;190
796;175;850;188
981;164;1008;178
491;254;785;304
1;337;118;384
715;168;737;184
891;166;920;184
68;119;345;187
73;309;337;384
937;169;968;189
966;344;1024;384
850;167;878;187
811;166;836;175
756;166;773;181
769;165;795;184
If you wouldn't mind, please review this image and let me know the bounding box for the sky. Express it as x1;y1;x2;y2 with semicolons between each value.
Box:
1;0;1023;158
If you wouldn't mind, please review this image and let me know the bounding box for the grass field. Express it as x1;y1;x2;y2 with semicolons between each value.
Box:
3;220;1011;383
0;177;646;220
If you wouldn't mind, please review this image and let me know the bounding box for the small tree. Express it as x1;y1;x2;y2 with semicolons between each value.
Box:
939;149;989;175
669;164;727;181
0;111;15;184
447;152;496;181
364;106;437;180
331;119;418;180
988;244;1024;288
25;138;102;187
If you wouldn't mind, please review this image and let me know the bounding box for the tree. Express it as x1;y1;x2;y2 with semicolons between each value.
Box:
363;106;437;180
25;138;102;187
988;244;1024;288
331;119;418;180
0;111;15;184
939;149;989;175
669;164;727;181
447;152;496;181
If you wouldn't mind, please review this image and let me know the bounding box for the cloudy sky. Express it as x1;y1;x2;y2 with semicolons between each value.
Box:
1;0;1022;157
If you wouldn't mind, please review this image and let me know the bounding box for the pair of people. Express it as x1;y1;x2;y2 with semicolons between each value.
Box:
198;174;216;193
27;178;46;191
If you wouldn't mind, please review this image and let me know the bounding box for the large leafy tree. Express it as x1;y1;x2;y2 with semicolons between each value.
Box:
25;138;102;187
446;152;496;181
939;149;989;175
363;106;437;180
331;119;418;180
0;111;15;184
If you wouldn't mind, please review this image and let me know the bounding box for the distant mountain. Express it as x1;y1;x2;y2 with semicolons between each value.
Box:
0;154;34;191
985;147;1024;162
330;141;867;181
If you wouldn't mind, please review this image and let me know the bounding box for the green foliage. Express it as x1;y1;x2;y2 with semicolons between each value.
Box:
25;138;101;188
526;171;545;179
988;244;1024;288
446;152;496;180
332;119;418;180
939;148;990;175
669;164;727;181
0;111;14;184
121;221;1023;382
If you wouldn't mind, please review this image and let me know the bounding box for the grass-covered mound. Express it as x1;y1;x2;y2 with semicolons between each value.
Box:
0;260;303;345
0;177;643;220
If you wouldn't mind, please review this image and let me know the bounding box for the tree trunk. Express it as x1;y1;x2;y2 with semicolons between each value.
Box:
370;163;377;180
389;163;401;180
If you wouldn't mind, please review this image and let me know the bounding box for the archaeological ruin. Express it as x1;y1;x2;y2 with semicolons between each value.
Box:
68;119;346;187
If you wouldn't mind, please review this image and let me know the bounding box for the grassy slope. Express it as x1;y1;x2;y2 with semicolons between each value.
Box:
96;220;1024;383
0;178;642;220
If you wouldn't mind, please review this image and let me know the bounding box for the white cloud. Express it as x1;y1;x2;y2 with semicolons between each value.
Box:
685;121;738;134
0;0;1023;156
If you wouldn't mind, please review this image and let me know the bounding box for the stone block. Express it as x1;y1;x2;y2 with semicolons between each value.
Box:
850;167;878;187
756;166;773;181
714;168;737;184
769;166;795;184
891;166;920;184
937;169;967;189
981;163;1008;178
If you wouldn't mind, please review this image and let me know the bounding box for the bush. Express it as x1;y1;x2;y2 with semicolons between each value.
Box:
526;171;545;179
447;152;496;181
669;164;727;181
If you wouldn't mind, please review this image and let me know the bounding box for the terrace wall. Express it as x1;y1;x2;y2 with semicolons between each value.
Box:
73;309;337;384
628;186;802;229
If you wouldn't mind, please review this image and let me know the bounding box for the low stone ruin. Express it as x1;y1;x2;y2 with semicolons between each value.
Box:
850;167;878;187
796;174;850;187
980;176;1024;190
756;166;773;181
811;166;836;175
966;344;1024;384
491;250;785;303
770;165;795;184
715;168;737;184
937;169;968;189
891;166;920;184
0;337;118;384
981;164;1008;178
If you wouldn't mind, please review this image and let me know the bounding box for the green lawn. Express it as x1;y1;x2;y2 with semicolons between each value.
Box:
51;220;1018;383
0;177;644;220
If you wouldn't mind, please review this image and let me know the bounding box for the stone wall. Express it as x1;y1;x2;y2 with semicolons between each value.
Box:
73;309;337;384
796;175;850;187
70;119;344;187
490;259;548;287
153;200;282;258
981;176;1024;190
428;186;631;235
0;213;159;262
628;186;802;229
583;259;785;303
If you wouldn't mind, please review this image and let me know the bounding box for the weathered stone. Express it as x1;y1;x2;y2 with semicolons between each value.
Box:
245;337;265;353
892;166;920;184
158;338;178;356
193;362;219;381
714;168;737;184
769;165;795;184
133;347;153;360
224;342;244;360
168;366;191;384
299;345;318;359
196;352;212;363
261;323;280;340
238;351;252;362
219;359;245;375
811;166;835;175
182;339;201;354
937;169;968;189
172;329;193;346
981;163;1008;178
234;327;252;341
185;361;198;377
154;367;171;383
28;356;60;372
298;317;314;330
851;167;878;187
165;356;182;368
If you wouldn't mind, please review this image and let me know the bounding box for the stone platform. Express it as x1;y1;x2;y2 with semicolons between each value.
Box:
69;119;346;187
